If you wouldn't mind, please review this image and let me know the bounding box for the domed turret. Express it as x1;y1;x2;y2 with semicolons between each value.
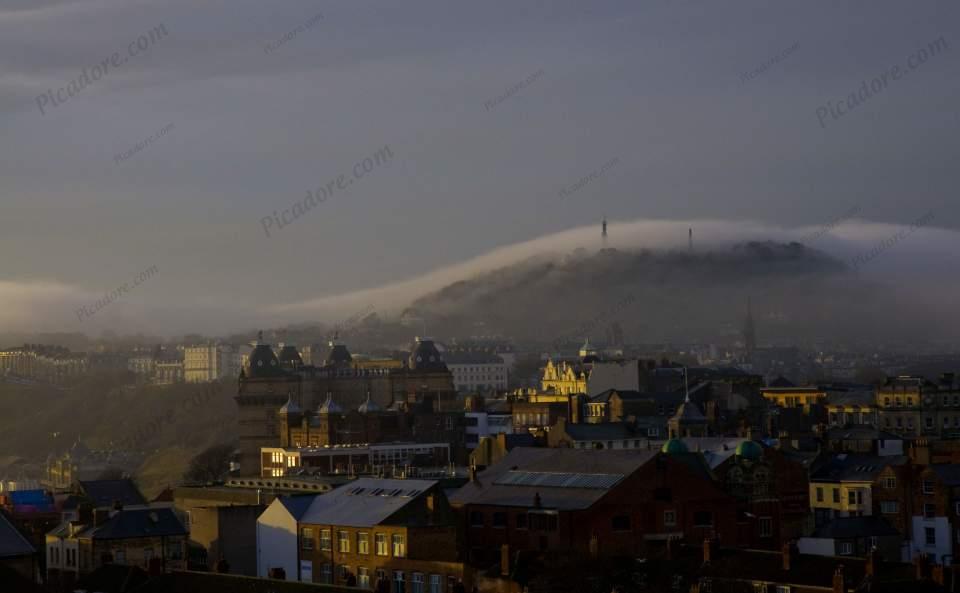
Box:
279;395;302;415
277;343;303;369
317;392;343;415
325;332;353;367
247;331;285;378
661;439;689;455
409;337;447;372
735;440;763;460
357;392;382;414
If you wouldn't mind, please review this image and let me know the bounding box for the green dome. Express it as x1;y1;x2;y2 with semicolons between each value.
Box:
661;439;689;455
735;440;763;460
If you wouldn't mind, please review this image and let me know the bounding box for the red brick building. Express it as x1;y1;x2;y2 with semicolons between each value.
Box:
449;442;738;568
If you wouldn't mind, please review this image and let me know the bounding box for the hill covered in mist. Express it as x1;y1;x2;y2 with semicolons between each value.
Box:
407;241;948;345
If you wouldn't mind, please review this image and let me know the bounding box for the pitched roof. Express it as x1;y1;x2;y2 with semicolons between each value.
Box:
79;479;146;508
562;422;640;441
810;454;907;483
81;508;186;540
931;464;960;487
300;478;437;528
276;495;316;521
809;515;900;539
449;447;656;510
0;512;34;559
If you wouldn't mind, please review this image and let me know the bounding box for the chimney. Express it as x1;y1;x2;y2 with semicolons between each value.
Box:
832;565;845;593
148;557;162;576
500;544;510;577
932;564;945;586
914;553;929;581
94;509;110;527
781;541;796;571
703;538;715;564
533;492;542;508
865;548;881;577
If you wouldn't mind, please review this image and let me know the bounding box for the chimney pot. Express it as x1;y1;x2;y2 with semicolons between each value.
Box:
703;538;715;564
782;541;796;571
833;565;845;593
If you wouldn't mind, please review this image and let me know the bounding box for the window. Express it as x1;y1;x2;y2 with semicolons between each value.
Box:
320;564;332;584
358;567;370;589
926;527;937;546
925;503;937;519
833;488;840;503
430;574;442;593
848;491;856;505
693;511;713;527
301;527;314;551
338;530;350;553
529;512;558;531
319;529;331;551
923;480;935;495
759;517;773;538
881;501;899;514
839;542;853;555
413;573;425;593
611;515;631;532
492;512;507;528
883;476;897;489
816;487;824;502
775;587;791;593
470;511;484;527
338;565;350;582
516;514;527;530
375;533;388;556
358;532;369;555
955;502;960;516
395;570;406;593
664;510;677;527
392;534;405;557
927;418;934;429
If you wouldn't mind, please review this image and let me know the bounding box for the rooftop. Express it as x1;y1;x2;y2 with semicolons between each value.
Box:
449;447;656;510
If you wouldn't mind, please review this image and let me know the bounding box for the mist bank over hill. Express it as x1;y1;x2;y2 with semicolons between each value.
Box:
2;217;957;340
405;240;957;345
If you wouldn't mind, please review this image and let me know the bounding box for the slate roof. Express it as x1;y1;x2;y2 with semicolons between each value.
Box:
449;447;656;510
80;508;186;540
826;390;876;407
276;495;316;521
810;454;907;483
809;515;900;539
78;479;146;508
300;478;437;528
562;422;640;441
826;427;902;441
931;464;960;487
0;512;34;559
589;389;646;403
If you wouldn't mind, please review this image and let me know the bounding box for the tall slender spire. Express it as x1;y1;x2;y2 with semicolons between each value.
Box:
743;297;756;358
602;217;608;246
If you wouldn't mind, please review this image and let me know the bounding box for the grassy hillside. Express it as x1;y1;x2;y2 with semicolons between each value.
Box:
0;375;237;495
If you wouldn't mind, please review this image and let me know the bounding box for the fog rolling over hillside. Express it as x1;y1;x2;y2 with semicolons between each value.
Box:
406;241;951;344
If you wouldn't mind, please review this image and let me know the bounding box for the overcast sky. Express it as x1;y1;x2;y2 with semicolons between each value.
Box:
2;0;958;335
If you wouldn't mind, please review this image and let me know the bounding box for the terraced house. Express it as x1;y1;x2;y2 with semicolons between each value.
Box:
257;477;470;591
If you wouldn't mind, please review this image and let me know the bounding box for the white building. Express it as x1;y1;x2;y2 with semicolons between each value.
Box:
257;496;316;581
465;412;512;450
183;344;243;383
444;351;508;392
